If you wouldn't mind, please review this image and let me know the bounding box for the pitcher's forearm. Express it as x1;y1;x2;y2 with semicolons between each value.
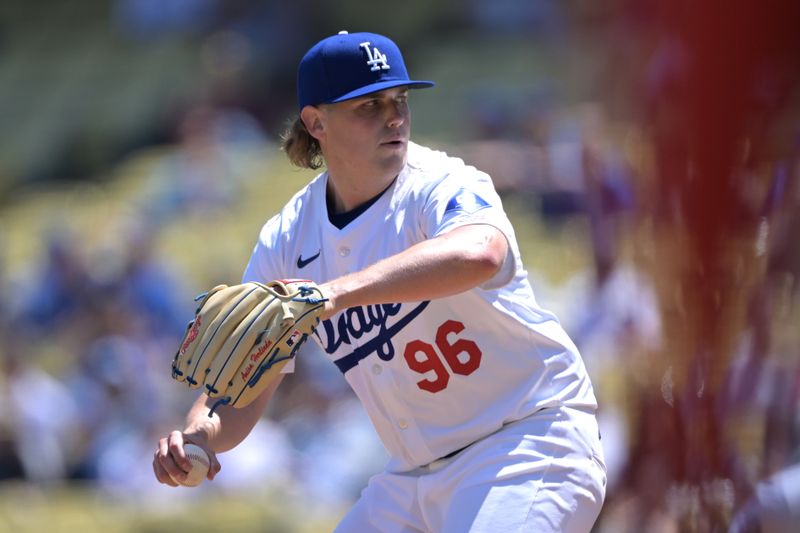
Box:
320;224;507;318
183;374;284;453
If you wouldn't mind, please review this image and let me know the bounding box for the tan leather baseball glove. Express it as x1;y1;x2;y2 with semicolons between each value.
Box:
171;280;326;414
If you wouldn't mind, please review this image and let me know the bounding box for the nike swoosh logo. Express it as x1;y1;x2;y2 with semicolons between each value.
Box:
296;249;321;268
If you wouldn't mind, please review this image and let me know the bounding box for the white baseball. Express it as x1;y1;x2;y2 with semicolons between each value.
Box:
171;443;210;487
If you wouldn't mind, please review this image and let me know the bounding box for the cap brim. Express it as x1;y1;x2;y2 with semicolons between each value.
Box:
328;80;435;104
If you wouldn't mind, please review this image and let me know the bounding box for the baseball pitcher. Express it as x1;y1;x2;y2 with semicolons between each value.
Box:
154;31;606;533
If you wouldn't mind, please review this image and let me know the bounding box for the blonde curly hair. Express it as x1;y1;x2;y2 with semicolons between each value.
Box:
280;116;324;170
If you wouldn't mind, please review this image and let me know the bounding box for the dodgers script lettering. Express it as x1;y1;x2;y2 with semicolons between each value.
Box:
316;301;431;374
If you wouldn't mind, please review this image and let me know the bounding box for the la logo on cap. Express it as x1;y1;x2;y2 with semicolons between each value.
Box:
360;41;390;72
297;30;434;109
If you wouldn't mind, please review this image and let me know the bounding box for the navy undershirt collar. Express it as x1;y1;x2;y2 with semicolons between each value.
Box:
327;177;396;229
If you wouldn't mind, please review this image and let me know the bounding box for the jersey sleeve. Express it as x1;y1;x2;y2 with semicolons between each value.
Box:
241;214;300;373
420;166;518;289
242;214;284;284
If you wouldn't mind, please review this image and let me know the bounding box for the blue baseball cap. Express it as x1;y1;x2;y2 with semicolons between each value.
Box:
297;31;435;110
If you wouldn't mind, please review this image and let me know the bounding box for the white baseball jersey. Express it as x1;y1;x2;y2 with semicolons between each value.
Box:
243;142;598;473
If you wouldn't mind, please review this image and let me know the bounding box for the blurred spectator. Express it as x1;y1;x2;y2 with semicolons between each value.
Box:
295;397;389;509
0;232;23;480
0;339;25;481
729;462;800;533
114;0;219;40
212;418;295;493
65;306;164;482
723;150;800;530
567;136;657;494
16;228;95;333
765;147;800;305
113;220;190;339
269;350;387;509
467;0;566;38
448;138;548;196
0;425;24;481
142;104;266;224
58;228;193;479
1;340;79;484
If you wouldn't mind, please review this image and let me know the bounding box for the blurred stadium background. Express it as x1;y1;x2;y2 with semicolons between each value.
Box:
0;1;799;531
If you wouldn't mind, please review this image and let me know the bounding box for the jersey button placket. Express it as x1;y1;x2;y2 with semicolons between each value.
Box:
377;375;433;463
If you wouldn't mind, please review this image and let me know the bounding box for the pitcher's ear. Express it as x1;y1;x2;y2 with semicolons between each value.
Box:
300;106;325;140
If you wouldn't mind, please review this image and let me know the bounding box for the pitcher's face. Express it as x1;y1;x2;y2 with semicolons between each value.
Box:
312;86;411;180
